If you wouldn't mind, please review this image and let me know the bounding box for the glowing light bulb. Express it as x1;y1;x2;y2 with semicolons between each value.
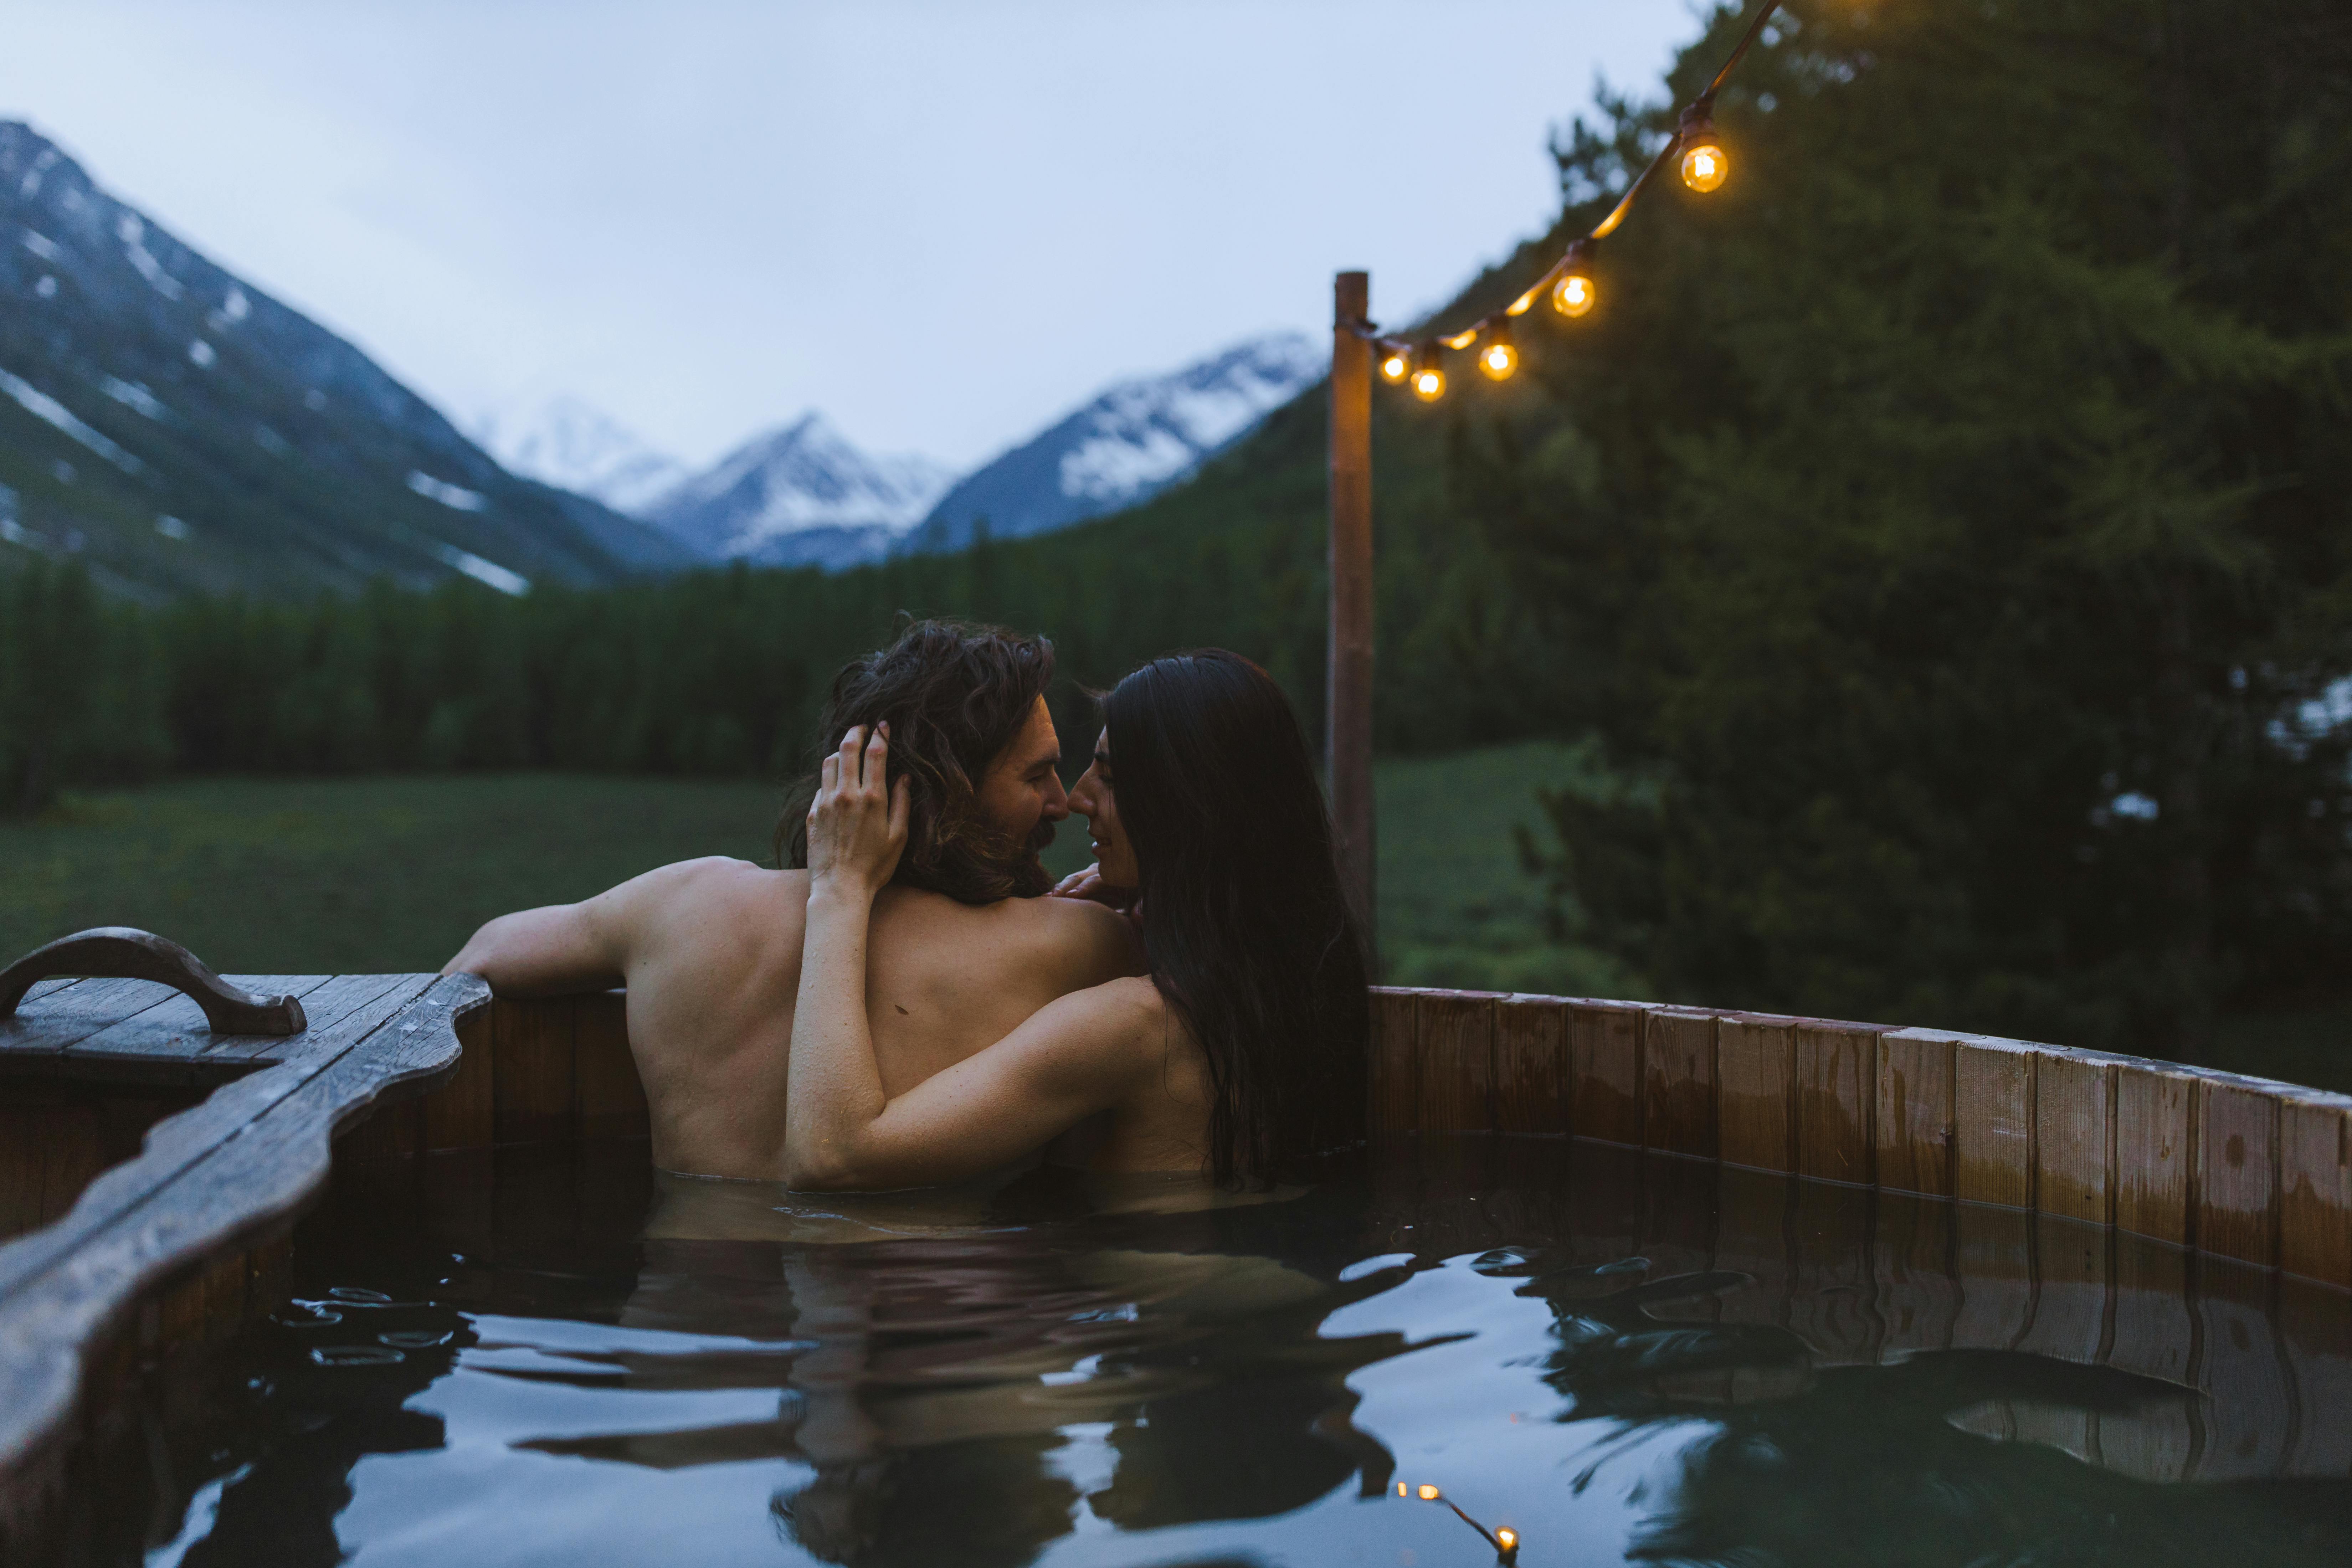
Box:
1479;323;1516;380
1681;141;1727;191
1379;350;1410;383
1678;108;1728;193
1441;327;1480;351
1552;271;1596;318
1396;1483;1410;1498
1410;348;1445;402
1418;1485;1442;1501
1497;1530;1517;1549
1505;288;1538;317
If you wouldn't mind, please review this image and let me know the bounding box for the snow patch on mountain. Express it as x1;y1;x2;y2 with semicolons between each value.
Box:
909;331;1321;555
644;412;955;566
474;395;690;518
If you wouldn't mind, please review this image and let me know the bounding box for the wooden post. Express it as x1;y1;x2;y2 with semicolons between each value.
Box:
1328;271;1376;940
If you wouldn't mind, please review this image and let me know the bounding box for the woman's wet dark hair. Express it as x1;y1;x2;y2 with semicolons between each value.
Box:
1101;650;1370;1185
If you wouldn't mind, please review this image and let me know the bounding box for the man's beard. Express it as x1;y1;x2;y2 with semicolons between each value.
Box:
1009;816;1056;898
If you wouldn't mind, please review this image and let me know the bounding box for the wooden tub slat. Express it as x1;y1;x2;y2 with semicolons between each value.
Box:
2114;1060;2195;1247
1370;988;1420;1136
493;994;578;1146
1716;1014;1795;1173
1794;1021;1876;1186
1952;1034;2037;1209
1414;991;1496;1133
1567;1001;1643;1144
1876;1028;1956;1199
2278;1095;2352;1288
2199;1077;2282;1268
1493;995;1568;1135
1643;1007;1718;1159
2033;1049;2114;1228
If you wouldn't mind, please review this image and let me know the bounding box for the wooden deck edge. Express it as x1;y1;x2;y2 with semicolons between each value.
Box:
1367;986;2352;1291
0;974;488;1508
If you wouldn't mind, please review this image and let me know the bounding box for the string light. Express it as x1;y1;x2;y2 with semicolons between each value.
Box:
1411;347;1445;402
1678;107;1728;193
1478;321;1516;380
1361;0;1781;400
1551;241;1597;319
1396;1481;1521;1564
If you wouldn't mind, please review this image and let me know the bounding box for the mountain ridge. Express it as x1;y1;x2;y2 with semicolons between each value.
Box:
0;119;696;600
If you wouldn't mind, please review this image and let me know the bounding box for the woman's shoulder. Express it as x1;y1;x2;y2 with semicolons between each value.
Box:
1028;975;1171;1063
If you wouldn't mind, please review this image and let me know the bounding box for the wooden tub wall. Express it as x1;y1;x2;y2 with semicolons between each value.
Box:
1368;988;2352;1289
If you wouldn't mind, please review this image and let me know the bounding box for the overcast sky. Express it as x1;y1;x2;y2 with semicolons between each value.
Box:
2;2;1698;469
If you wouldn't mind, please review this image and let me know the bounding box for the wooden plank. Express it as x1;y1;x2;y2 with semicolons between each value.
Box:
1643;1008;1717;1158
0;975;441;1304
1716;1016;1794;1173
202;972;420;1064
1567;1002;1643;1144
0;973;484;1483
573;991;648;1141
61;976;333;1083
1413;992;1495;1133
1952;1036;2034;1209
0;977;181;1060
1794;1022;1874;1186
2033;1050;2111;1227
493;996;577;1146
1492;995;1567;1135
336;1093;422;1161
1876;1028;1955;1198
2197;1078;2279;1268
2276;1094;2351;1289
0;1105;45;1240
424;997;499;1151
19;979;77;1003
2114;1061;2194;1247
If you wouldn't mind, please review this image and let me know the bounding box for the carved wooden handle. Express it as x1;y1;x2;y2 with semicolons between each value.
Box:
0;927;308;1035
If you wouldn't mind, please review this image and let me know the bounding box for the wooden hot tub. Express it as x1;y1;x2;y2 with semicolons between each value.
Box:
1;932;2348;1558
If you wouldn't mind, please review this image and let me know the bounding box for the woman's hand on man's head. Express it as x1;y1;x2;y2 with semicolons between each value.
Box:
806;724;910;899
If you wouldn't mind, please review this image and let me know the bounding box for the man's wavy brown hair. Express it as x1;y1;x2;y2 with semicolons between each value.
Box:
778;618;1058;904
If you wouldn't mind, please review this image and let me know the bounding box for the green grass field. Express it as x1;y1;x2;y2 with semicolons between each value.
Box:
0;743;1600;983
4;749;2339;1087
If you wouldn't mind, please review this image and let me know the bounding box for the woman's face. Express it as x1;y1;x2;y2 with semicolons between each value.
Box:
1067;728;1140;888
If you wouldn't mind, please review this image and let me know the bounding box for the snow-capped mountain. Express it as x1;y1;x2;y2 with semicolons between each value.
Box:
903;332;1322;555
474;395;689;518
643;413;955;571
0;120;697;599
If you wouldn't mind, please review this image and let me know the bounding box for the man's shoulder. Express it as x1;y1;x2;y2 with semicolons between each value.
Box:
1010;895;1144;977
613;857;799;930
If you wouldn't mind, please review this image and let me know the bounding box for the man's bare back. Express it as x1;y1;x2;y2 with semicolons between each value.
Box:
444;855;1140;1179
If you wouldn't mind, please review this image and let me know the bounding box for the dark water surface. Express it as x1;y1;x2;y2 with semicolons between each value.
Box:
143;1140;2352;1567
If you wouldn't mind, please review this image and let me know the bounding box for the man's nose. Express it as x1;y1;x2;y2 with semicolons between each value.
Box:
1042;771;1072;820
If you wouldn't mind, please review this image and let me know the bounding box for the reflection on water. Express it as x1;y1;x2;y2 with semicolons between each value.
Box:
129;1138;2352;1568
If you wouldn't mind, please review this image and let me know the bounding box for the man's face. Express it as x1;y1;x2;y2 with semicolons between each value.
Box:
974;696;1070;859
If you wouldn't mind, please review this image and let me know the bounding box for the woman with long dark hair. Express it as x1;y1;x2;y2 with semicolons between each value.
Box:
785;649;1368;1189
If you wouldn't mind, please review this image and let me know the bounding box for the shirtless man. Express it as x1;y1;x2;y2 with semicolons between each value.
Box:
442;620;1140;1180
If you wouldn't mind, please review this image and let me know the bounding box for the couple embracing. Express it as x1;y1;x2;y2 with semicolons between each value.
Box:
446;619;1370;1197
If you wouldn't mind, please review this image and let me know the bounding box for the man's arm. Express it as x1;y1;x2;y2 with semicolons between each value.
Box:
441;856;737;996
